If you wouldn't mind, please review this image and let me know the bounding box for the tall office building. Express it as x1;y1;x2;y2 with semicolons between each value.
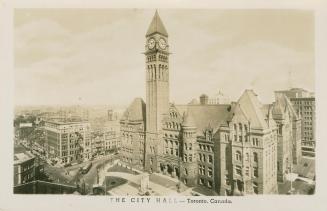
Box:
276;88;315;157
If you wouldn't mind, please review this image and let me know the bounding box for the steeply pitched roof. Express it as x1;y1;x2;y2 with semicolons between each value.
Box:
273;93;299;120
182;109;196;127
121;98;146;121
176;104;231;135
236;90;269;129
146;10;168;37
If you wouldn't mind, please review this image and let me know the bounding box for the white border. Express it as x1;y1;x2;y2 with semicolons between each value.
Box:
1;0;327;211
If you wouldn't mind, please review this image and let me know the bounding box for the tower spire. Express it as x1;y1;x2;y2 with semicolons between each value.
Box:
146;10;168;37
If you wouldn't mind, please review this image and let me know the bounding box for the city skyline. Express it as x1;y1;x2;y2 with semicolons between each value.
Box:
11;9;316;197
15;9;314;106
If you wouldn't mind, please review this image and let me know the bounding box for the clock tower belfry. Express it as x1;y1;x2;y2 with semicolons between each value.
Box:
144;11;170;172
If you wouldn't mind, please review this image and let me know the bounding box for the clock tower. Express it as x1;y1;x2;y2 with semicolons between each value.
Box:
144;11;170;172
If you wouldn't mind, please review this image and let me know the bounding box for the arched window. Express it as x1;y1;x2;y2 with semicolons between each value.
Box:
234;124;237;131
236;151;242;161
239;123;243;132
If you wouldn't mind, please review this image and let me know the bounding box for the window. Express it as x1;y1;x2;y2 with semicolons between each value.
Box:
199;154;202;162
189;143;192;150
235;165;242;176
199;178;204;185
189;154;192;162
184;168;188;175
253;182;258;194
253;152;258;162
253;167;258;178
208;155;213;163
184;154;187;162
236;151;242;161
208;167;213;177
208;180;213;188
199;165;205;175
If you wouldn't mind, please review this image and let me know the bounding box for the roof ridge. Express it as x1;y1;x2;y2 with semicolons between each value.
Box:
239;90;267;129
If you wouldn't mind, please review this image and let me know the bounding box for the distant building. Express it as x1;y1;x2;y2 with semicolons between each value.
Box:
276;88;315;157
14;151;36;185
208;90;231;104
195;91;231;105
44;121;91;163
19;123;33;128
200;94;209;105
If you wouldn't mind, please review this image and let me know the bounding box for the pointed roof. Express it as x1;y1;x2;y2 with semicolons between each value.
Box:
236;90;268;129
121;98;146;121
273;92;299;120
182;110;196;127
146;10;168;37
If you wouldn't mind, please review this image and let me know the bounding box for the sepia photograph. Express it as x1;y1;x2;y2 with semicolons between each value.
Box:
2;1;327;211
12;8;316;196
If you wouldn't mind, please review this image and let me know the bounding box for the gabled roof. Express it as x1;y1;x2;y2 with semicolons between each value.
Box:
146;10;168;37
273;93;299;120
236;90;268;129
121;98;146;121
176;104;231;135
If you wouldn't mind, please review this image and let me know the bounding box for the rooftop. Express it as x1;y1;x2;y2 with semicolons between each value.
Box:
14;152;35;165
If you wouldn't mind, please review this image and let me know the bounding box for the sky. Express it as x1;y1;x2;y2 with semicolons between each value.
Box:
14;9;315;106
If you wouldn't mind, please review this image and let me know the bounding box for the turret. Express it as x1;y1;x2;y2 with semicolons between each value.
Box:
180;110;198;186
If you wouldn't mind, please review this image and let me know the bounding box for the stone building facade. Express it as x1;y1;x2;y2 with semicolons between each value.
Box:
119;11;299;195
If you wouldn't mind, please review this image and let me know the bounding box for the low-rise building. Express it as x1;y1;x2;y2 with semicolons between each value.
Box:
14;151;36;185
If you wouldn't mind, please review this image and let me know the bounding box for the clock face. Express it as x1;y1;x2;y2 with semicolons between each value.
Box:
159;38;167;49
148;38;155;50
